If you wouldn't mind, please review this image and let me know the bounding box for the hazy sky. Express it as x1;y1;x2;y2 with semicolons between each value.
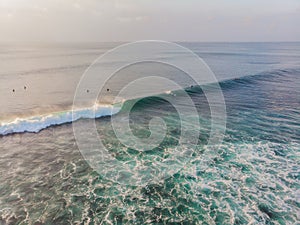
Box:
0;0;299;42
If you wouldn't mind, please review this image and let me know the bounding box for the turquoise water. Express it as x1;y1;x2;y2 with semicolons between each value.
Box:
0;43;299;224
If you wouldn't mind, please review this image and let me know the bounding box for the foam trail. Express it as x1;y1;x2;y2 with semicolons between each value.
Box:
0;104;121;135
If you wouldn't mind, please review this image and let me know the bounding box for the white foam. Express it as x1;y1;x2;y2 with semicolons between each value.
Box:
0;104;121;135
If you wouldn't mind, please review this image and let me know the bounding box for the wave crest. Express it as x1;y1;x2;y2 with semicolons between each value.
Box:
0;104;121;136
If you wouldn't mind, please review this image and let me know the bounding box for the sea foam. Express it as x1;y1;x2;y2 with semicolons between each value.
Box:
0;104;121;135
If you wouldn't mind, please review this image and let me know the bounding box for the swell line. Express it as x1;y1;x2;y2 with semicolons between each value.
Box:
1;67;299;136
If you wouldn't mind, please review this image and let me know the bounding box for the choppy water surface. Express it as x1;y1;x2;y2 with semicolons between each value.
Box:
0;42;299;224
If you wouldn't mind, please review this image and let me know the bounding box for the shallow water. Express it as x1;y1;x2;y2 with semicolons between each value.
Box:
0;42;299;224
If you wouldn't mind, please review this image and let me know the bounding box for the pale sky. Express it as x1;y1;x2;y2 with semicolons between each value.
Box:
0;0;299;42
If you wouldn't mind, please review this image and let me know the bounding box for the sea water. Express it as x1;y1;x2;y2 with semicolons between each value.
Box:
0;42;299;224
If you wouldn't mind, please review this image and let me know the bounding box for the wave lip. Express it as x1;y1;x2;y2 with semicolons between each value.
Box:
0;104;121;136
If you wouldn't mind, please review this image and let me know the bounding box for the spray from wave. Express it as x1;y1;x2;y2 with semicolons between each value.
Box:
0;104;121;135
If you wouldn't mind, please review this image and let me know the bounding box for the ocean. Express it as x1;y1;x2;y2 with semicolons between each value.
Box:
0;42;299;224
